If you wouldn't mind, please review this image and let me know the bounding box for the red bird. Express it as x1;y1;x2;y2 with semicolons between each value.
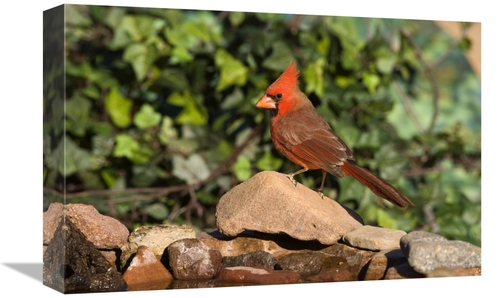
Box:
255;62;413;208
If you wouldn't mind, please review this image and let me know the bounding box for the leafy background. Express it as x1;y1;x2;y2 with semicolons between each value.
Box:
43;5;481;246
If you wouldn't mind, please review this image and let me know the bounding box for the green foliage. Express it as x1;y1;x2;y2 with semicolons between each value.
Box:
43;5;480;245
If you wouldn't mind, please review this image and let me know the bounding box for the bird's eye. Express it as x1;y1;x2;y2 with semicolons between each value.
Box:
276;93;282;100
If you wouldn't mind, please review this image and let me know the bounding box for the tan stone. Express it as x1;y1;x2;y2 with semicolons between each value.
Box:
215;171;363;245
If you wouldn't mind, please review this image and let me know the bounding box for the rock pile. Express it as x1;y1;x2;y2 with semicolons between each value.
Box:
42;171;481;293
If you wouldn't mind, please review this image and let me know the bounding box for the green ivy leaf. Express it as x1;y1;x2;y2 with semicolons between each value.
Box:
335;76;356;88
159;68;189;90
133;103;162;129
262;41;294;71
113;134;139;159
92;134;114;156
303;58;326;97
256;151;283;171
52;136;90;176
362;72;380;93
172;153;210;184
123;43;159;81
221;87;244;109
164;23;197;49
337;176;365;204
145;203;169;220
113;134;152;164
105;88;133;128
185;22;212;43
170;46;193;64
373;144;408;181
229;11;245;26
66;94;92;136
158;116;178;145
167;91;208;125
233;155;252;182
376;208;399;229
215;49;248;91
376;55;398;74
132;165;158;187
100;169;117;188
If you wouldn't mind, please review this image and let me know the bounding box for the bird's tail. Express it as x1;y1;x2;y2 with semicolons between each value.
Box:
340;160;413;208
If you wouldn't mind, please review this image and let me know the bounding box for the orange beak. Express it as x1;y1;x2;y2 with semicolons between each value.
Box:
255;95;276;109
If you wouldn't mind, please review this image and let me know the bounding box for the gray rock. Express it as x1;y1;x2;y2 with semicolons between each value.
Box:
400;231;481;274
400;230;447;246
215;171;363;245
222;251;277;269
342;225;407;251
43;218;128;293
167;238;222;280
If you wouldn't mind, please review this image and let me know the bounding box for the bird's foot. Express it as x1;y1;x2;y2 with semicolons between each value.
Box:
284;174;297;186
317;190;324;199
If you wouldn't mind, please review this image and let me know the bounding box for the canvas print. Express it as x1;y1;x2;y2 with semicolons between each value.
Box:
42;4;481;293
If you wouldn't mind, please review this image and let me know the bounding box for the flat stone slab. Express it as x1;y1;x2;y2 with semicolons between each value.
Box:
342;225;407;251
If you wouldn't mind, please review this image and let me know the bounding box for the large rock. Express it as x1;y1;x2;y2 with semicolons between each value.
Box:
215;171;363;245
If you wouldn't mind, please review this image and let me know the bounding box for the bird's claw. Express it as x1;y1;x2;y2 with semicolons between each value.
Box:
284;174;297;186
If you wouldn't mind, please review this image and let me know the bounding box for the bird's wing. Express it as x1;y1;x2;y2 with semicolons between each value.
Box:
274;108;353;176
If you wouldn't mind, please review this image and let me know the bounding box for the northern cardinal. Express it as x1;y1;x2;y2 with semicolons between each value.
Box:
255;62;413;208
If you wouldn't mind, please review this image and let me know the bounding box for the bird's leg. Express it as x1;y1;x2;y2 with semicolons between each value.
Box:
317;170;327;198
284;168;308;186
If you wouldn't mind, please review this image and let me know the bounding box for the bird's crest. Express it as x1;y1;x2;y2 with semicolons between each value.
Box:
270;61;300;90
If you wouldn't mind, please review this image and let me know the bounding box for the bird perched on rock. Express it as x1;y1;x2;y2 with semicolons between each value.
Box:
255;62;413;208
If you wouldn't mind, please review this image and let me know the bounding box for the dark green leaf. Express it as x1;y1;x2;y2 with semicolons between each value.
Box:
167;91;208;125
66;94;92;136
123;43;159;81
146;203;169;220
